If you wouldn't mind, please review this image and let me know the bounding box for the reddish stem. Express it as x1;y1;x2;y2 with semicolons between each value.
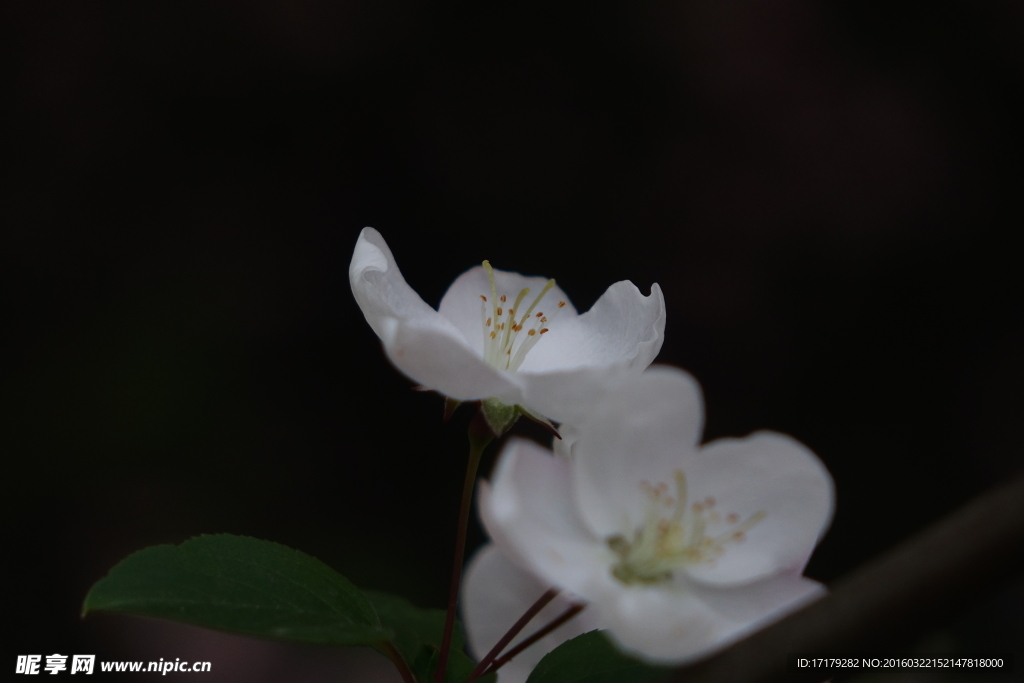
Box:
466;588;560;681
434;411;493;683
381;642;416;683
481;603;587;677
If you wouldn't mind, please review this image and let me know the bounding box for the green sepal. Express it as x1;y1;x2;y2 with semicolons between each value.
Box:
525;631;670;683
481;397;521;436
517;404;561;439
82;534;390;647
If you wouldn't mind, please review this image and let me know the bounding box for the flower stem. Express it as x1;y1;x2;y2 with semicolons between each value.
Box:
481;602;587;677
381;641;416;683
466;588;560;681
434;410;493;683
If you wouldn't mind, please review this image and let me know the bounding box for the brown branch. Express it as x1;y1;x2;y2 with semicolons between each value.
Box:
666;471;1024;683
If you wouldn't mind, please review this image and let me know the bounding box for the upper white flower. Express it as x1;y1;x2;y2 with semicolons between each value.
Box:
478;366;835;664
349;228;666;424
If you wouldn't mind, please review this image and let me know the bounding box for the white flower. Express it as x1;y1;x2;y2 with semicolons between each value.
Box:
349;228;665;425
462;544;603;683
478;366;834;664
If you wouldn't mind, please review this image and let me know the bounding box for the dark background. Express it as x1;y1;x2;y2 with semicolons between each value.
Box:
3;1;1022;681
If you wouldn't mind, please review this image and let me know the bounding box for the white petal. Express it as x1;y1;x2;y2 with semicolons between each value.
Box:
479;438;614;598
349;228;452;340
552;422;580;460
682;432;834;585
519;281;665;373
570;367;706;539
596;584;732;665
438;265;577;359
379;317;525;403
601;574;823;665
462;544;602;683
349;229;526;402
518;364;636;425
689;572;825;626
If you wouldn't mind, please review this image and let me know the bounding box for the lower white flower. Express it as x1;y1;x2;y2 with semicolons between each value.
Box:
349;228;665;425
462;544;603;683
478;366;835;664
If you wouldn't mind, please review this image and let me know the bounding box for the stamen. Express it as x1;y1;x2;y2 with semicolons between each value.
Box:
508;323;546;370
520;279;556;322
712;510;766;544
607;470;768;585
477;267;563;372
480;298;491;356
501;288;532;363
672;471;688;522
483;261;499;364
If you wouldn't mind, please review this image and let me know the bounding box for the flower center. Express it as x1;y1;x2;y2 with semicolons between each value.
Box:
606;470;767;585
479;260;566;371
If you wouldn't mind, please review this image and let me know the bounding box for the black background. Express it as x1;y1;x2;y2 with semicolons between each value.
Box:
3;1;1022;681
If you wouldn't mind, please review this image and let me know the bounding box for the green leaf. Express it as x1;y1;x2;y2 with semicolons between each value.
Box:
364;590;495;683
525;631;669;683
83;534;390;646
364;590;454;667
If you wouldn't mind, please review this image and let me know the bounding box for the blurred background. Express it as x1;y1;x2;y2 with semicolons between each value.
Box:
3;1;1022;680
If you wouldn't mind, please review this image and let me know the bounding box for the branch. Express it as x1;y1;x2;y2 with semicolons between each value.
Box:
667;471;1024;683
